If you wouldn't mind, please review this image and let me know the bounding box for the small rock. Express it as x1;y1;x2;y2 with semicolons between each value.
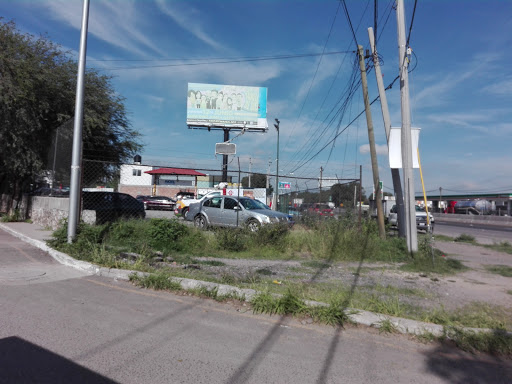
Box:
165;257;174;262
183;264;201;270
119;252;141;261
153;256;164;262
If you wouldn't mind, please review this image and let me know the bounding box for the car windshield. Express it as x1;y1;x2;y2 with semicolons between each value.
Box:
240;198;268;210
415;206;425;212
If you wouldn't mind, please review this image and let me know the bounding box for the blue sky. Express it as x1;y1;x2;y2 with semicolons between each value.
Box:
2;0;512;196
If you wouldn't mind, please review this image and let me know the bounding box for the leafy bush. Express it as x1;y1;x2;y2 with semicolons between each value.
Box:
147;218;188;250
214;227;249;252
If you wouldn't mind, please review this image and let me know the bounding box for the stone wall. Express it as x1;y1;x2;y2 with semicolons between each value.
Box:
29;196;96;230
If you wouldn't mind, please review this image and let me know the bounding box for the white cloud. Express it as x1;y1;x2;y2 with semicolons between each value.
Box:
40;0;166;57
155;0;226;52
481;77;512;96
359;144;387;155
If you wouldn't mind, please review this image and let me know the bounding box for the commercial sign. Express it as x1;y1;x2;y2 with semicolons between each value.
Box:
187;83;268;130
278;181;291;189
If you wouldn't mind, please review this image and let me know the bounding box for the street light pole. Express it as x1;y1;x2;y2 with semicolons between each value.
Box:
273;119;280;211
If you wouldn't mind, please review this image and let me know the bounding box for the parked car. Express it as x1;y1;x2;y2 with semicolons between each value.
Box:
174;191;222;219
136;195;176;210
174;191;196;201
187;195;294;231
307;203;334;217
388;205;434;232
83;192;145;224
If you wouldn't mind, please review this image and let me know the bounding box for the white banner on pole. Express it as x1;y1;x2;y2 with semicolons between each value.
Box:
388;127;420;169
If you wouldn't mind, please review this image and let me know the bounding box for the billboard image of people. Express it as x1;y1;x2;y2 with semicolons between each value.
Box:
187;83;268;130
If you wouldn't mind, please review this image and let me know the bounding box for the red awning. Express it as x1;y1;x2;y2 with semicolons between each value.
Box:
145;168;206;176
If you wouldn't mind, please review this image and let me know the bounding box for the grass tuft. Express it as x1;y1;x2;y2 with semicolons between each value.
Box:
485;264;512;278
454;233;476;243
442;327;512;356
377;318;398;334
129;272;182;291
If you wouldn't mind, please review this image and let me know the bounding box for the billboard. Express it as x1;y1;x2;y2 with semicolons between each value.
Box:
187;83;268;130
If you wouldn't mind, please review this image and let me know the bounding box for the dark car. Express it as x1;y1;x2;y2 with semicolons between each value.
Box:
136;195;176;210
83;192;145;224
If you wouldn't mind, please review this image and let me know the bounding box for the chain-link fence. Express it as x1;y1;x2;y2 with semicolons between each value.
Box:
31;151;361;225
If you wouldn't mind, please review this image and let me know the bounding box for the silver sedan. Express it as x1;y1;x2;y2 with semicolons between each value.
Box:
186;196;293;231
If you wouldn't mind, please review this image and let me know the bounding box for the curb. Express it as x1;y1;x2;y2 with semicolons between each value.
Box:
0;223;504;338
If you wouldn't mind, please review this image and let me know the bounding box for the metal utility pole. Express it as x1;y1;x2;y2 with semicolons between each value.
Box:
396;0;417;252
248;157;252;188
357;45;386;239
67;0;90;243
439;187;443;212
368;27;406;238
222;128;230;182
319;166;323;203
273;119;280;211
266;157;271;190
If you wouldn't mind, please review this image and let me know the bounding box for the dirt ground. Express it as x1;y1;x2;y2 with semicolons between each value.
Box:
193;240;512;314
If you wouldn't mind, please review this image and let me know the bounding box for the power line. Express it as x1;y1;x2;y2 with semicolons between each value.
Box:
406;0;418;47
95;51;354;70
284;1;342;145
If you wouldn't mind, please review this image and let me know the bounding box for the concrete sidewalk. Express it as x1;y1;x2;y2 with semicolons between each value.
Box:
1;221;54;243
0;221;501;338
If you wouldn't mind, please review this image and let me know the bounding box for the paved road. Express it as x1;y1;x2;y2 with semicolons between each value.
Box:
435;222;512;245
1;229;511;383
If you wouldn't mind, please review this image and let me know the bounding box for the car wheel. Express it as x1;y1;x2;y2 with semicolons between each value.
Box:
194;214;207;229
182;207;189;219
247;219;260;232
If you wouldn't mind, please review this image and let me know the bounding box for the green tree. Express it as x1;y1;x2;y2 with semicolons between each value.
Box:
0;20;142;212
241;173;273;195
330;182;367;207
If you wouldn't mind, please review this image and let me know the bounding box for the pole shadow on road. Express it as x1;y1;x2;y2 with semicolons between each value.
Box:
73;300;199;363
423;342;512;383
0;336;118;383
227;221;371;384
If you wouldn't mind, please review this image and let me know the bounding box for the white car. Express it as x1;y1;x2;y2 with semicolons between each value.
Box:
388;205;434;232
186;196;294;231
174;191;222;219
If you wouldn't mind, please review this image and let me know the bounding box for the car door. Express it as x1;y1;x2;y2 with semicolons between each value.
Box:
202;197;223;225
221;197;241;227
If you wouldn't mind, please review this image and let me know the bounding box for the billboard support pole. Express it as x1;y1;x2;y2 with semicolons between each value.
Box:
273;119;280;211
222;128;229;182
67;0;90;244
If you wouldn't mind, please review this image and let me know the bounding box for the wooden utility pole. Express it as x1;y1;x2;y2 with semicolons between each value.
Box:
368;27;406;238
396;0;417;252
357;45;386;239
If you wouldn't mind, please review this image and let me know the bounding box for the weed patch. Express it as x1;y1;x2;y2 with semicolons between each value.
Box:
442;327;512;356
129;272;182;291
454;233;476;243
485;264;512;277
484;241;512;254
377;318;398;334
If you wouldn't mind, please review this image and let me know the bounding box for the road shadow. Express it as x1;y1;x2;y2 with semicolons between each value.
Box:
422;342;512;384
0;336;118;383
227;219;370;384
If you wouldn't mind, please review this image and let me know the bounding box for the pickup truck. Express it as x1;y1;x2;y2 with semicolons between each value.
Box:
388;205;434;232
174;191;222;219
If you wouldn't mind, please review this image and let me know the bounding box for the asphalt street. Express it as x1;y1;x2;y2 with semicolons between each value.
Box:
1;228;511;383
